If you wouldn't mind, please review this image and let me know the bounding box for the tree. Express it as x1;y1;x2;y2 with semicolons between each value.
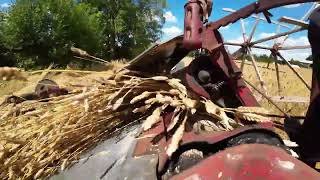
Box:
81;0;166;59
306;55;312;61
2;0;105;69
0;11;16;66
0;0;167;69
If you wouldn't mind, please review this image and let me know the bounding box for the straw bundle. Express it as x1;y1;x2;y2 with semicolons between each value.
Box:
0;67;27;81
0;69;272;179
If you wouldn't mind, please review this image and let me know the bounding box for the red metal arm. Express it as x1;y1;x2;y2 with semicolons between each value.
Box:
183;0;213;49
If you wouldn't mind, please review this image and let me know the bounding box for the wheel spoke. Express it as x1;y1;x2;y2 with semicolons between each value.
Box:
251;27;305;45
247;16;260;43
272;53;282;95
240;19;247;42
277;53;311;91
247;47;267;93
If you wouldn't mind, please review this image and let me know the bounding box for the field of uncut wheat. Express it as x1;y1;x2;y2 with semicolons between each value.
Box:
237;61;312;116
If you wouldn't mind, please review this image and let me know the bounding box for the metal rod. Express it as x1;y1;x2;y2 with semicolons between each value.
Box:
225;43;273;50
251;45;273;50
240;19;248;42
243;79;288;117
224;43;273;51
240;53;246;71
251;27;305;45
274;25;281;45
279;3;317;46
247;16;260;43
277;53;311;90
301;2;318;21
279;45;311;50
222;8;291;29
247;47;267;93
273;54;282;94
224;42;243;46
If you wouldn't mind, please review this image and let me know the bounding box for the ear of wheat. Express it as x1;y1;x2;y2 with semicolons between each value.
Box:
225;106;272;123
0;68;277;179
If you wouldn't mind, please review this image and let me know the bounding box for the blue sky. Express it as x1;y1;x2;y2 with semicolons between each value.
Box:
0;0;317;60
0;0;10;9
162;0;318;60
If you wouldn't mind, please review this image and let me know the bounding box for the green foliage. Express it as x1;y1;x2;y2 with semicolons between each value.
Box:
0;0;166;69
1;0;104;68
81;0;166;59
242;54;310;68
242;54;274;64
306;55;312;61
0;12;16;66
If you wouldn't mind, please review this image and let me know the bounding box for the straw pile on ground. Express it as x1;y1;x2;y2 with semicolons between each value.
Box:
0;69;272;179
0;67;27;81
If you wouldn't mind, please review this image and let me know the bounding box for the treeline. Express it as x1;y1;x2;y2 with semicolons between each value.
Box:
0;0;167;69
243;54;312;68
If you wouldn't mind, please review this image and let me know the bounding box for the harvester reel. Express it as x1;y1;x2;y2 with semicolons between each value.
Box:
224;3;317;100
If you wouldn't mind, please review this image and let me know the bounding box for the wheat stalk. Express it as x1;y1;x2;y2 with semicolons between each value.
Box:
167;79;188;95
0;67;277;179
235;112;271;123
167;112;188;157
225;106;272;123
130;91;152;104
142;107;162;131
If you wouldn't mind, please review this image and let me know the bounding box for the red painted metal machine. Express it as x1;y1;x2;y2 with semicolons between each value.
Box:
53;1;320;179
130;1;320;179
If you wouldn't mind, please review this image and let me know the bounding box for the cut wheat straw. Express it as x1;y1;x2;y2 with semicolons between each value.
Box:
142;107;162;131
167;112;188;157
0;67;27;81
0;68;279;179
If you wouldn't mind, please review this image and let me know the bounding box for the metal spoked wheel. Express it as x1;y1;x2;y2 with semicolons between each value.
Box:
222;3;318;106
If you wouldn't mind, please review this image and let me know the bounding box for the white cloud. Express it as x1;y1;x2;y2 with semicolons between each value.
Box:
153;16;161;22
258;32;287;44
281;36;310;61
162;26;182;36
284;4;301;8
162;26;183;41
220;25;230;30
259;32;276;39
227;36;244;44
283;36;309;46
164;11;177;23
0;3;10;8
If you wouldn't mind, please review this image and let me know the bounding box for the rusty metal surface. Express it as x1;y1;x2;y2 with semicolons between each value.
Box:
183;0;214;49
126;36;189;74
170;144;320;180
133;117;275;173
183;1;203;49
117;155;158;180
51;125;141;180
279;16;309;28
208;30;259;107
